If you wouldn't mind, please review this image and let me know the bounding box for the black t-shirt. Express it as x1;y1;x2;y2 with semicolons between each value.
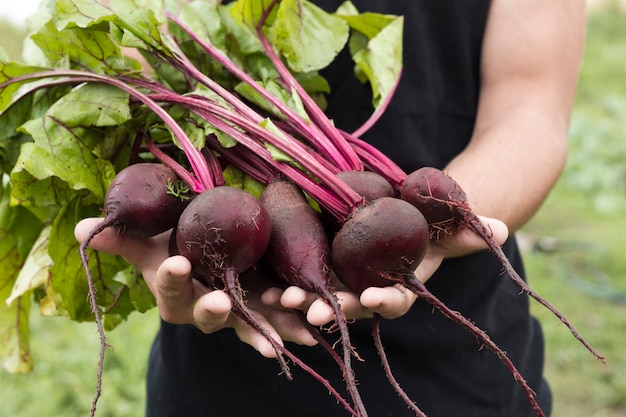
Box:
146;1;552;416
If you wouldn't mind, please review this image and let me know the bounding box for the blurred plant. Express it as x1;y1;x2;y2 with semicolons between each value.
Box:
565;99;626;213
0;19;27;61
561;3;626;213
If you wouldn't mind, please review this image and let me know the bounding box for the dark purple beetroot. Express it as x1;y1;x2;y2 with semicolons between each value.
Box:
331;197;429;293
324;170;398;235
400;166;468;239
103;162;190;238
337;170;398;203
78;162;191;417
400;166;605;364
175;186;271;286
260;179;367;416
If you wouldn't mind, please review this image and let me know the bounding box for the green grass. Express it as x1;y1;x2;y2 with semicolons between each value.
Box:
1;309;160;416
2;4;626;417
523;187;626;417
520;4;626;415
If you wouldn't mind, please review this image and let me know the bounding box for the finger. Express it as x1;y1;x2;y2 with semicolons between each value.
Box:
445;215;509;256
154;255;196;324
481;215;509;246
265;309;318;347
260;288;319;346
306;290;369;326
192;290;232;333
75;218;129;254
279;286;318;311
412;252;444;284
231;314;284;359
360;284;418;319
261;287;286;308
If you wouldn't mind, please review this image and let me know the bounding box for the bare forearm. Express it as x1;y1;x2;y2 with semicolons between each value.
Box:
445;0;585;233
445;108;568;233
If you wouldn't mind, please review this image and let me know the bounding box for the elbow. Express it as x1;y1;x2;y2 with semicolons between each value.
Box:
552;133;569;181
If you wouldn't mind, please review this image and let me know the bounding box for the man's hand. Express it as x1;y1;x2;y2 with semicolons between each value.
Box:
264;215;508;326
74;218;317;358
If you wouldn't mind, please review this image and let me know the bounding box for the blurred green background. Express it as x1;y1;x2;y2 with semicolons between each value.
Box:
1;2;625;416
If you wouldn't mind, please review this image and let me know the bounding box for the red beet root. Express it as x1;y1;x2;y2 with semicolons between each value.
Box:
174;186;296;373
261;179;367;416
400;166;605;364
175;186;271;286
331;197;429;293
175;186;358;413
337;170;398;203
78;162;191;417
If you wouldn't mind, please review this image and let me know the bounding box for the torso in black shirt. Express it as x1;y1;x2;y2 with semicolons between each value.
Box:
146;2;552;416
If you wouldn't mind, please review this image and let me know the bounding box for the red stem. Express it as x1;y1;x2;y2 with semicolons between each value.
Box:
399;273;547;417
371;314;427;417
165;11;352;173
461;211;606;364
350;67;403;138
254;27;362;172
146;92;363;221
222;268;359;417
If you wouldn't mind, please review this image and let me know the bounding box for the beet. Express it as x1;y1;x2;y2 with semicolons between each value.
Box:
400;166;605;363
400;167;467;239
337;170;398;202
174;186;296;369
175;186;271;286
78;162;191;417
331;197;429;293
261;179;367;416
323;170;399;237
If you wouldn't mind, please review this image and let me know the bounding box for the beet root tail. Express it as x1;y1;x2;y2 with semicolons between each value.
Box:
400;273;547;417
462;210;605;364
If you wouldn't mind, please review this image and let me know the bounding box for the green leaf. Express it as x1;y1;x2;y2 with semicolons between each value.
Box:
31;20;127;73
1;84;66;138
271;0;349;73
9;156;77;221
47;84;132;128
222;164;265;199
242;174;265;199
220;3;264;56
229;0;277;33
51;0;114;30
339;12;404;110
0;292;32;374
0;182;37;373
259;118;294;163
294;71;331;95
0;84;73;176
234;77;310;122
6;225;52;307
14;116;114;201
0;61;48;112
168;0;225;48
31;20;128;74
222;164;245;189
48;200;132;323
109;0;177;58
112;267;156;313
340;11;397;40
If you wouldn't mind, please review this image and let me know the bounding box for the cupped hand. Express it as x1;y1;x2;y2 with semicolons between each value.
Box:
74;218;317;358
265;215;509;325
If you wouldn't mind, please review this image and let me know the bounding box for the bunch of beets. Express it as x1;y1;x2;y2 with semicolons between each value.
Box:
1;2;603;416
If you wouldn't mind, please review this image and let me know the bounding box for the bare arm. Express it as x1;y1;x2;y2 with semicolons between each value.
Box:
446;0;586;233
